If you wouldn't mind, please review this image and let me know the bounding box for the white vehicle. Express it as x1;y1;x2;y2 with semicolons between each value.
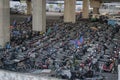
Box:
10;1;27;14
10;1;20;9
18;3;27;14
99;3;120;15
10;1;20;13
46;1;83;12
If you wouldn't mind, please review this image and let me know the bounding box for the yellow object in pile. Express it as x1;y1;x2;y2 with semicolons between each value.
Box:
40;31;44;35
90;27;98;31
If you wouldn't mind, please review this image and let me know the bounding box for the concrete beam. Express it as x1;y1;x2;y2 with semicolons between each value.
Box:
64;0;76;23
0;0;10;47
32;0;46;32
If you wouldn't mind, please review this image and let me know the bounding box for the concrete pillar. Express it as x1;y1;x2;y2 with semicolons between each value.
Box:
26;0;32;15
82;0;89;18
118;65;120;80
93;7;99;14
90;0;101;8
32;0;46;32
90;0;101;14
0;0;10;47
64;0;76;23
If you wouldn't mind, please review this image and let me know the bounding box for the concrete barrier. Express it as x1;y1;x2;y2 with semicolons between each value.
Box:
0;69;62;80
118;65;120;80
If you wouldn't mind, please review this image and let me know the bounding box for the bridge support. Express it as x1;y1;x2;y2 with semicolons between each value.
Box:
64;0;76;23
90;0;101;14
32;0;46;32
82;0;89;18
93;7;99;14
0;0;10;47
26;0;32;15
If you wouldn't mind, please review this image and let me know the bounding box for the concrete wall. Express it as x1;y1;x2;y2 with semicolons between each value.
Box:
118;65;120;80
0;70;61;80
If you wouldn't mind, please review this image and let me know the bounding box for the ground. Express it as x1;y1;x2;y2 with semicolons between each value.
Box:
10;12;118;80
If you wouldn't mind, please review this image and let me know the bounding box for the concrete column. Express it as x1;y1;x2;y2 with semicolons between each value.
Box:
64;0;76;23
93;7;99;14
0;0;10;47
90;0;101;8
32;0;46;32
90;0;101;14
26;0;32;15
82;0;89;18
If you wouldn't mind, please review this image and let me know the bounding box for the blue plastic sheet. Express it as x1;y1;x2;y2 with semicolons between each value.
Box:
107;19;116;27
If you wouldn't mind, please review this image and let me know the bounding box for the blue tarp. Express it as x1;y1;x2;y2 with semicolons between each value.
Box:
107;19;116;27
70;36;84;48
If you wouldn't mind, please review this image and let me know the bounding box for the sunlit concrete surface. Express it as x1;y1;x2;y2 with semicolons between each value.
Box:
46;12;63;16
0;69;62;80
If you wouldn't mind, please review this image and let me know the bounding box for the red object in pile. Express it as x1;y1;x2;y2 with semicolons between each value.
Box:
80;63;85;68
42;65;48;69
102;62;114;72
